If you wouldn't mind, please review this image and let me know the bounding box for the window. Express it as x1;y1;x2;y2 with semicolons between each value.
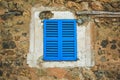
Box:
28;10;94;67
43;19;77;61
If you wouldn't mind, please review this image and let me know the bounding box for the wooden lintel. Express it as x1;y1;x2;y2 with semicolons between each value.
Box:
76;11;120;17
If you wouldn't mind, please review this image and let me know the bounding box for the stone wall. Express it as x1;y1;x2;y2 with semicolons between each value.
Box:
0;0;120;80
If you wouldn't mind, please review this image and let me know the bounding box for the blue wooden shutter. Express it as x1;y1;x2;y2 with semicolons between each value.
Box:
43;19;77;61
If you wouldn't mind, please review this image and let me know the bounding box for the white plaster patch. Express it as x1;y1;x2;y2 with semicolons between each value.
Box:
27;7;94;68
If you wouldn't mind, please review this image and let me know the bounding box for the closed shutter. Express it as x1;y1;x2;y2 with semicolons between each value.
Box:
43;19;77;61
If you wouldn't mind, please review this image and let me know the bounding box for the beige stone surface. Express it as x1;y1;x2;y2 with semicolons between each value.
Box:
0;0;120;80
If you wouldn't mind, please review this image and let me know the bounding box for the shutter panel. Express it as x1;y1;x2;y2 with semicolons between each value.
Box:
43;19;77;61
43;20;59;60
61;20;77;60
